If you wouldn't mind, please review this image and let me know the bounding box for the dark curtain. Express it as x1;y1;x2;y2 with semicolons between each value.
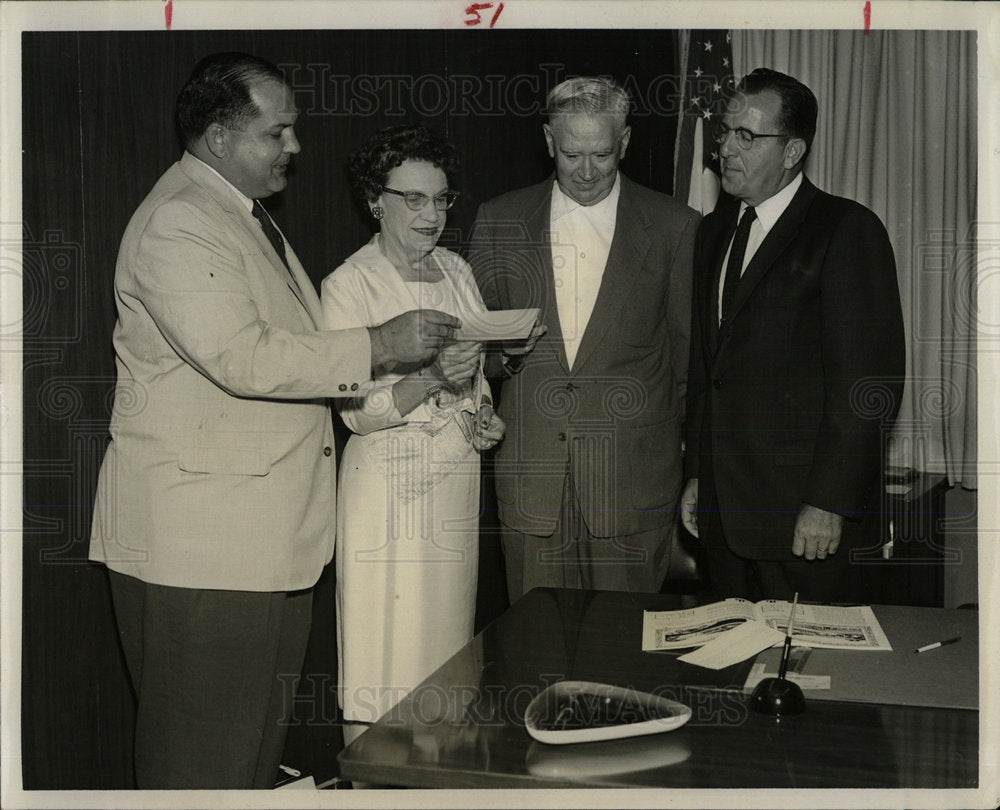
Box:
20;28;682;789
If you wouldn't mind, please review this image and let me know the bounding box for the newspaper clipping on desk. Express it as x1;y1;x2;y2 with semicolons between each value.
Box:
641;598;892;651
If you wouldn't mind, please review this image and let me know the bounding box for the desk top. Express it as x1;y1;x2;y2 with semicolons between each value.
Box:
338;588;979;789
755;603;977;709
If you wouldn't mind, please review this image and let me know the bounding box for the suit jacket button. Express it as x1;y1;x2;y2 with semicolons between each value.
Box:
324;446;332;457
350;382;359;391
557;432;567;441
713;379;723;389
338;383;347;392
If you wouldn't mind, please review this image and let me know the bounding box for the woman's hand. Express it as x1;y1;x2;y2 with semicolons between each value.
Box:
432;340;482;385
502;321;547;357
470;404;505;451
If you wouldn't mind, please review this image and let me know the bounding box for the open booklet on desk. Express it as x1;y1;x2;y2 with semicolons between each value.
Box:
641;598;892;652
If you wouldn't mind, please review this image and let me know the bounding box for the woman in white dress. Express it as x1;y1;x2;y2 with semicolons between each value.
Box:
321;125;504;745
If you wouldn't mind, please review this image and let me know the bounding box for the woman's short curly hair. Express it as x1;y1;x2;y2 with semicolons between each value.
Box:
349;124;460;203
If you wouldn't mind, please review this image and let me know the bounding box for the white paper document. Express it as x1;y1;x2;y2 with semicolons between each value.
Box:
456;308;540;341
641;598;892;652
743;662;831;691
676;621;785;670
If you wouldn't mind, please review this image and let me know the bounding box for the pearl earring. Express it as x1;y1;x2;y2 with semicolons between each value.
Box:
371;206;384;221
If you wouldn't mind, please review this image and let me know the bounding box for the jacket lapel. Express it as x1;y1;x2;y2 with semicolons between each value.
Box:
280;242;323;328
706;200;740;358
240;209;317;325
716;177;818;354
728;177;817;318
523;180;570;372
570;175;648;372
178;153;318;327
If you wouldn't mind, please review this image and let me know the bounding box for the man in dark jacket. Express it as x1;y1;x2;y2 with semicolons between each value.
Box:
470;76;699;601
681;68;905;602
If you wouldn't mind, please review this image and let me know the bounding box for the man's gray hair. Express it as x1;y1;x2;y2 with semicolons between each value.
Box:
545;76;631;132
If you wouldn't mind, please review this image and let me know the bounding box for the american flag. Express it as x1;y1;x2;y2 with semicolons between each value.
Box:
673;30;737;215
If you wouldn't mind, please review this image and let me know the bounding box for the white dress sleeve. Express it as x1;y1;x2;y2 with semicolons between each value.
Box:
320;261;408;435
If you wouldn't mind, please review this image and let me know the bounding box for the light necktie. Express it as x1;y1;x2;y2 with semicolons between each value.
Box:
251;199;289;270
720;206;756;328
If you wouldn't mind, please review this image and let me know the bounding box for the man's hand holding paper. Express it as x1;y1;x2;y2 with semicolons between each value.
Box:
499;317;546;375
502;318;547;354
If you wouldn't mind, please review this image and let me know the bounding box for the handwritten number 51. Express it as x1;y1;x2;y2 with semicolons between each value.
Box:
465;2;505;27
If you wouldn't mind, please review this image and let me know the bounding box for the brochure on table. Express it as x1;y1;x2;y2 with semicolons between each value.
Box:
641;598;892;652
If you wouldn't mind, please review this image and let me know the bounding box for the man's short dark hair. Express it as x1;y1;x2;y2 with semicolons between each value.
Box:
175;52;286;149
737;68;818;160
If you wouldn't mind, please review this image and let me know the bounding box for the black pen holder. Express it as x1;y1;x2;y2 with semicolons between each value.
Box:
749;676;806;717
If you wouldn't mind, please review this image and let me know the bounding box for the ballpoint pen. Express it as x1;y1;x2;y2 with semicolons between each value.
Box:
914;635;961;654
749;592;805;715
777;592;798;680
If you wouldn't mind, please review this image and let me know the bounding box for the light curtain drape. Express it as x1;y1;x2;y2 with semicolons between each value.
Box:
732;30;977;487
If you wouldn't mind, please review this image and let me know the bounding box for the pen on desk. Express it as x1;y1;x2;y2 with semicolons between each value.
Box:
914;635;962;654
777;592;798;680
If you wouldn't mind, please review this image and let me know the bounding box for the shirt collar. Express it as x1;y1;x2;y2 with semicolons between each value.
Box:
187;151;255;213
742;172;803;234
551;172;621;221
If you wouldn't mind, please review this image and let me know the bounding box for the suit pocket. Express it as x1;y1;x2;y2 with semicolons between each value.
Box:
178;446;271;476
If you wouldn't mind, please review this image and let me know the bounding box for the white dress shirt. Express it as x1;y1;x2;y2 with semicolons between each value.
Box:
718;172;803;324
550;174;621;368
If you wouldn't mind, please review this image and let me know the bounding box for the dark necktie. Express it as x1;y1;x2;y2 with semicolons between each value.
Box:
720;206;756;327
251;200;290;270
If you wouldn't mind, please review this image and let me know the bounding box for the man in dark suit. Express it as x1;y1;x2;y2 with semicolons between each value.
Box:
680;68;905;602
469;76;699;602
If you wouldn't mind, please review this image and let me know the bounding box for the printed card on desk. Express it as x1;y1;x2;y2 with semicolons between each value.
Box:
456;308;540;341
743;662;831;691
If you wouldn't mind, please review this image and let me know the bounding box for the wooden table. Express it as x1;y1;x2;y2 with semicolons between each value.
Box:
337;588;979;789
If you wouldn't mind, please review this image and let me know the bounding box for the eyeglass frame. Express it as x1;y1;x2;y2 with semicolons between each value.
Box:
713;121;788;150
381;186;460;211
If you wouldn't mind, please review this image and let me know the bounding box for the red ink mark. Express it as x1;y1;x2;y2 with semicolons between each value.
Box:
164;0;173;29
863;1;871;34
490;2;504;27
464;2;503;27
464;3;490;26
